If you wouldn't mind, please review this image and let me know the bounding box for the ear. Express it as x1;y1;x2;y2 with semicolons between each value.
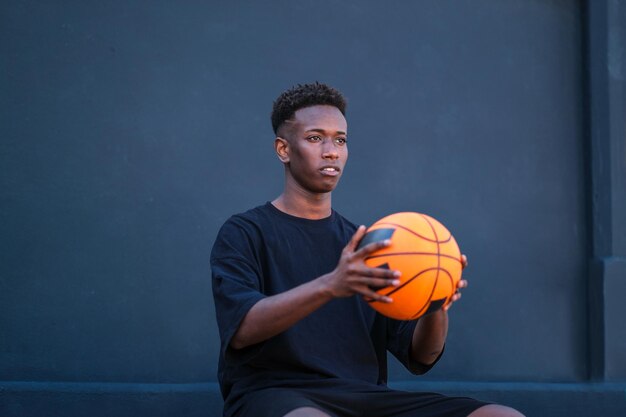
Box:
274;137;290;163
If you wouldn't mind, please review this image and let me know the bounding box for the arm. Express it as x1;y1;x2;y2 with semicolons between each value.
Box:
230;225;401;349
409;309;449;366
409;256;468;366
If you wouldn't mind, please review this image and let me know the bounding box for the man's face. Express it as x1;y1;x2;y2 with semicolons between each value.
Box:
278;105;348;194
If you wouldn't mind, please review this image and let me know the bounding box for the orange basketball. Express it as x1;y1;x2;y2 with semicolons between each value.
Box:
356;212;463;320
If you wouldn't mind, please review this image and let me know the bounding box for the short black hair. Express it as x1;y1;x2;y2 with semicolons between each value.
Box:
271;82;347;134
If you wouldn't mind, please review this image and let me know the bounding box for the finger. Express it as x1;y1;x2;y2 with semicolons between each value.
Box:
457;279;468;289
444;291;463;311
360;290;393;304
444;294;460;310
346;225;367;252
461;254;468;269
354;238;391;258
354;266;401;279
357;277;400;288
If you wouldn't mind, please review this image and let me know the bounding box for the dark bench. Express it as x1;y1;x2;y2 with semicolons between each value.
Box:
2;380;625;417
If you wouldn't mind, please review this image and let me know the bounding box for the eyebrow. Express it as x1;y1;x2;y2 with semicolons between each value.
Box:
305;128;347;135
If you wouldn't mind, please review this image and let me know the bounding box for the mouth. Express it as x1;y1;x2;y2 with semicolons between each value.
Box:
320;166;341;176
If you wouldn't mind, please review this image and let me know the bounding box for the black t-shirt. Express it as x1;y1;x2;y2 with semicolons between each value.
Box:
211;202;435;408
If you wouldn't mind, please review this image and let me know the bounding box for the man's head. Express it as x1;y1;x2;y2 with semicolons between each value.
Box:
271;82;347;135
272;83;349;194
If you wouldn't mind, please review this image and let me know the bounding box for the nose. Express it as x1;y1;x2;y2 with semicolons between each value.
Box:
322;139;339;160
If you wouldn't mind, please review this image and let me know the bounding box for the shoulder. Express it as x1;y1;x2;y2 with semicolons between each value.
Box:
331;209;359;241
218;203;274;234
211;203;274;260
334;211;358;228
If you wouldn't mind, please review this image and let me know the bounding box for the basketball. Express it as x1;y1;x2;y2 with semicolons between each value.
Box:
356;212;463;320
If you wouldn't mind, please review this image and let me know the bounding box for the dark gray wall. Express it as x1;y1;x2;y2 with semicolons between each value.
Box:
586;0;626;382
1;0;624;415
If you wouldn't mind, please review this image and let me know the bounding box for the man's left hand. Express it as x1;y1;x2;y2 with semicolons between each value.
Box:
443;254;468;311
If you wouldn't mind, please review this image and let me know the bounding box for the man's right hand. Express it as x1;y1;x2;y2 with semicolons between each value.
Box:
231;226;400;349
319;225;400;303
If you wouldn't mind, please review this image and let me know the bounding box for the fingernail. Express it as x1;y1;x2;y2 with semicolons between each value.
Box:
391;280;400;286
383;239;391;245
384;297;393;303
393;271;401;278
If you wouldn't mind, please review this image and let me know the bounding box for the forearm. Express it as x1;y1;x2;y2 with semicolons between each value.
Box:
230;275;334;349
410;309;448;366
230;227;399;350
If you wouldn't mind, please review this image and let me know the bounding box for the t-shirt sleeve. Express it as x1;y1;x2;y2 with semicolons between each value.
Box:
386;317;444;375
211;217;267;362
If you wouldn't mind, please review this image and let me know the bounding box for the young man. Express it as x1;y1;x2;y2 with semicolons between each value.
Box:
211;83;524;417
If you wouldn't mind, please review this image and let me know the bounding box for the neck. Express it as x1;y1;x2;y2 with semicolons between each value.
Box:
272;181;333;220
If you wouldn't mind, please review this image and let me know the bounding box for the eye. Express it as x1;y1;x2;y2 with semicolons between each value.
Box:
307;135;322;142
335;137;347;145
